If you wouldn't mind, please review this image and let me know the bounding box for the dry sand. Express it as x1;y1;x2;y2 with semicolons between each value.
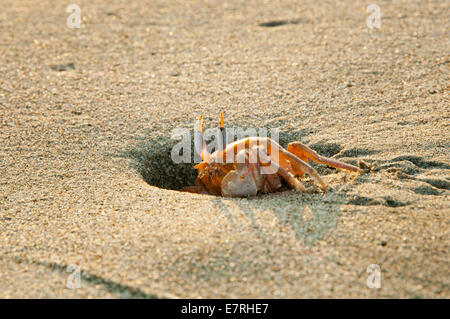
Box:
0;0;449;298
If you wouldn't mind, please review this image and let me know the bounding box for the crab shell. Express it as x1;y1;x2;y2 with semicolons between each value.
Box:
194;147;282;197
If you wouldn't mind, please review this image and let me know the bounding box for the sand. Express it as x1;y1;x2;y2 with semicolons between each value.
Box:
0;0;448;298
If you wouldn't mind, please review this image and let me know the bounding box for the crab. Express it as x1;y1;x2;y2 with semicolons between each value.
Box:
182;113;364;197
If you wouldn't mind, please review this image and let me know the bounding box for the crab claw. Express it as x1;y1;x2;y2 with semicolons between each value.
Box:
221;169;258;197
220;149;264;197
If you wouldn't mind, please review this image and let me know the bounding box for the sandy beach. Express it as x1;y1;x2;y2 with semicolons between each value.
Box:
0;0;448;298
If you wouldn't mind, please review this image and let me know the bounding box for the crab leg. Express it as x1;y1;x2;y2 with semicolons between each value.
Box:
245;138;327;189
256;147;305;191
287;142;362;172
215;138;319;191
274;147;328;190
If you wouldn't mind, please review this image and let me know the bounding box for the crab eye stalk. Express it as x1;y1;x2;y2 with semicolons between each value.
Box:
195;116;210;161
217;111;227;151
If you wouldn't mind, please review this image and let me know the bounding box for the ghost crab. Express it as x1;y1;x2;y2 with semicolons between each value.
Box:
182;113;364;197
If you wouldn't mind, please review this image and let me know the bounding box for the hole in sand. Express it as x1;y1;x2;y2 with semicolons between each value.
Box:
258;19;302;27
126;136;197;191
124;131;315;193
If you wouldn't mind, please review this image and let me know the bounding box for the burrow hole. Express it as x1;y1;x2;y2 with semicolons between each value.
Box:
126;131;350;192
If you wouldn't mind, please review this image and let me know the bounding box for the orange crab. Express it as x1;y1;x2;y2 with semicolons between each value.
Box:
182;113;363;197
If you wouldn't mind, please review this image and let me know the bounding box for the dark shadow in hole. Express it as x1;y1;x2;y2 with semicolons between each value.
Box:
347;196;380;206
383;196;411;207
50;63;75;71
259;19;302;27
120;135;197;191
